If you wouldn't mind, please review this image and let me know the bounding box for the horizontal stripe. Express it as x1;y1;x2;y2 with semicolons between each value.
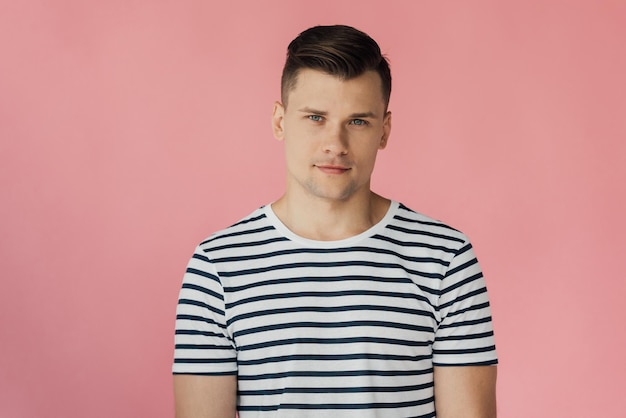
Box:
208;237;289;253
393;212;457;232
437;315;494;330
239;336;433;352
386;224;466;243
175;344;234;350
226;289;437;310
371;234;458;254
212;246;450;265
238;353;433;366
434;330;494;342
440;273;484;296
218;260;443;280
190;252;210;263
177;299;223;316
445;257;478;277
175;314;227;330
201;225;277;245
174;357;236;364
235;320;434;340
238;368;433;380
239;382;433;396
453;242;474;258
231;212;266;226
173;371;237;376
184;268;220;284
433;345;497;355
239;397;434;411
445;301;491;318
175;329;226;338
180;283;223;301
433;359;498;367
439;287;488;310
228;304;435;327
224;274;415;293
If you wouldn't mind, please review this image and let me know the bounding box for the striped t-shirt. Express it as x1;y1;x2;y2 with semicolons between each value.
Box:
173;201;497;417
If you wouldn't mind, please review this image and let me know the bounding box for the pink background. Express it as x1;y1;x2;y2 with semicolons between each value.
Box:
1;1;625;417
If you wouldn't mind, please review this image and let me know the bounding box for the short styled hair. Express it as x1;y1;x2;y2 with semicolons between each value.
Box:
280;25;391;109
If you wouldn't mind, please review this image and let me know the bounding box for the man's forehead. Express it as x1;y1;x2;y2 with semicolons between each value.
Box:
286;69;386;112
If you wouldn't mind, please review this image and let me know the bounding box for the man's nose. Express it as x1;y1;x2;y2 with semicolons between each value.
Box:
322;124;348;155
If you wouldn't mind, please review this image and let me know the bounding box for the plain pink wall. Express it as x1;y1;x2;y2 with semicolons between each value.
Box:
1;1;625;417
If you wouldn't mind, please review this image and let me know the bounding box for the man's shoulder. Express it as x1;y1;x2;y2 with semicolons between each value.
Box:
391;202;470;244
197;205;272;250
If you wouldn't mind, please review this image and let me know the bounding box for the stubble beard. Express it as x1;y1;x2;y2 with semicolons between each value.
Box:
300;175;361;203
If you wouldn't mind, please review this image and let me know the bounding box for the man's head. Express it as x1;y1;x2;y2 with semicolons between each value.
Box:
280;25;391;111
272;25;393;205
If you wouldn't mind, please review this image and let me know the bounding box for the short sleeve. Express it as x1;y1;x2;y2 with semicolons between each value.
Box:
172;246;237;375
432;241;498;366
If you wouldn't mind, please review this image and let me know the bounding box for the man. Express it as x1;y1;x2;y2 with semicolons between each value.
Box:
173;25;497;417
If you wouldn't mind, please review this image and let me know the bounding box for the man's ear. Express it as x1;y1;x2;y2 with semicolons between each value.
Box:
379;111;392;149
272;101;285;141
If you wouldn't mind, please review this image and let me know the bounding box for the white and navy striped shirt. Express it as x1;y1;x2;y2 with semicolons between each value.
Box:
173;201;497;417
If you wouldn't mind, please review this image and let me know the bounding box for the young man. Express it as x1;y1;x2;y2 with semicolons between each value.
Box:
173;25;497;417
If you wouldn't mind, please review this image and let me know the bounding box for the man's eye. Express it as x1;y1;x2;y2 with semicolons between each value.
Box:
350;119;368;126
308;115;323;122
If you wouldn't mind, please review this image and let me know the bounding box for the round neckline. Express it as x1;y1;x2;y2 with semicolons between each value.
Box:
265;200;399;248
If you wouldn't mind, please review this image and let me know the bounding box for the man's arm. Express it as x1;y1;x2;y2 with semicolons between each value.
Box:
173;374;237;418
434;365;497;418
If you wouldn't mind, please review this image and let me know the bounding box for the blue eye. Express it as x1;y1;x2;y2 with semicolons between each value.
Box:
308;115;323;122
350;119;368;126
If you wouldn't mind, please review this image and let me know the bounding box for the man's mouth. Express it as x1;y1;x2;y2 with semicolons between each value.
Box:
315;164;351;175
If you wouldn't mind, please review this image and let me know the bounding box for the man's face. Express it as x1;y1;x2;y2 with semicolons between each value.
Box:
272;69;391;203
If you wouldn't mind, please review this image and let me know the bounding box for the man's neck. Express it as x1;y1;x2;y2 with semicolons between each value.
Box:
271;191;391;241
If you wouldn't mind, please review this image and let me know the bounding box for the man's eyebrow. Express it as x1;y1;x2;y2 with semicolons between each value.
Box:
298;107;328;115
349;111;377;119
297;107;378;118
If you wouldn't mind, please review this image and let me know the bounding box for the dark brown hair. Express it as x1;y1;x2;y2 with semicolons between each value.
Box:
281;25;391;109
